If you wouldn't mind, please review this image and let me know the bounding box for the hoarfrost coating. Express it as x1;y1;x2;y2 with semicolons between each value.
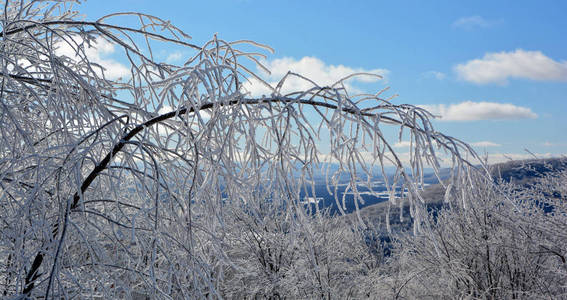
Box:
0;0;482;298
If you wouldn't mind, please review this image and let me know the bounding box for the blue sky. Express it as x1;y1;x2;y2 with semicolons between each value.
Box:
79;0;567;163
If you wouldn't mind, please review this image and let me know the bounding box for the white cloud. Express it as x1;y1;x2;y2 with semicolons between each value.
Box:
394;141;412;148
317;149;566;168
484;152;564;164
420;101;537;121
455;49;567;84
241;56;389;96
157;105;175;115
452;16;494;30
470;141;501;147
166;51;184;63
56;36;130;80
421;71;446;80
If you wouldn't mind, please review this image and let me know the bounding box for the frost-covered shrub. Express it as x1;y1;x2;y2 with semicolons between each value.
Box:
220;201;381;299
384;167;567;299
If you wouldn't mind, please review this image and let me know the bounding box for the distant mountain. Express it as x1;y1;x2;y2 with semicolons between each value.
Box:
350;157;567;233
491;157;567;186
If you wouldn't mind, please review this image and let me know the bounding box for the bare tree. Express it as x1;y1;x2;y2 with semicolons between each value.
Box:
0;0;479;298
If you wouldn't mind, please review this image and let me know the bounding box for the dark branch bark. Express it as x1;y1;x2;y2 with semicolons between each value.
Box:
0;20;201;50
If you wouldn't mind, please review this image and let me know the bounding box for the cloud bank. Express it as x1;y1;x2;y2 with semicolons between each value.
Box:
484;152;564;165
420;101;537;121
455;49;567;84
470;141;501;147
394;141;412;148
242;56;389;96
56;37;130;80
